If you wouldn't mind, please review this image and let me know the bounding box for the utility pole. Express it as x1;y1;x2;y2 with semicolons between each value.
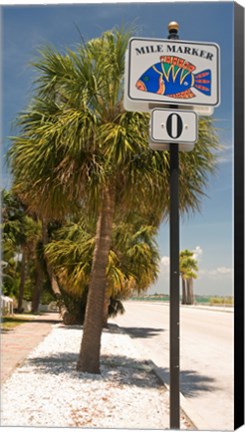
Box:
168;21;180;430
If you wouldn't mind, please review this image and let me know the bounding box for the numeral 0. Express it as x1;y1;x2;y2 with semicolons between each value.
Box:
166;113;183;139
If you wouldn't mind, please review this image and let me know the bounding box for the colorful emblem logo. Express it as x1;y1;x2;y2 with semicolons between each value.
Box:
136;56;211;99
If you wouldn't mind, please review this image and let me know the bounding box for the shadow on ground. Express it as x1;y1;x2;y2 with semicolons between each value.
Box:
25;350;220;396
26;352;163;389
118;326;165;339
29;317;62;324
155;366;220;397
1;328;15;333
58;324;165;337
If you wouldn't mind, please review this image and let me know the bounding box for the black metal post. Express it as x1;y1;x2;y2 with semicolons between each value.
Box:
169;143;180;429
168;22;180;430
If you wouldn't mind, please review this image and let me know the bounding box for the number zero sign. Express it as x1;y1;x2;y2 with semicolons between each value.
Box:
150;108;198;145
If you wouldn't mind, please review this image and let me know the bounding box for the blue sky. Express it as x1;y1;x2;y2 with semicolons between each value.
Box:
1;1;235;296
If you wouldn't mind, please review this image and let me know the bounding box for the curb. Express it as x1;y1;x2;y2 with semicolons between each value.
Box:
130;301;234;314
110;323;213;431
148;360;214;431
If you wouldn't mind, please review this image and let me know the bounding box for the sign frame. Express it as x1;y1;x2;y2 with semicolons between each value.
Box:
150;108;198;145
124;37;220;110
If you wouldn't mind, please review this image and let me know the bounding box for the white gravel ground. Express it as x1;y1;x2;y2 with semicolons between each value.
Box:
1;323;191;429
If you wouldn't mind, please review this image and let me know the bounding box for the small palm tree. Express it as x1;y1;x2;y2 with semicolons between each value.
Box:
44;214;160;325
180;249;198;305
2;189;42;311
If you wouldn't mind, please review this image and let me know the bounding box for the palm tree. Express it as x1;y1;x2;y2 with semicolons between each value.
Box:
180;249;198;305
2;190;42;312
8;27;219;373
44;214;160;326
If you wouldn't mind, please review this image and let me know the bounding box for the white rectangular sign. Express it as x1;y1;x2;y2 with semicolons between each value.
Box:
124;37;220;110
150;108;198;144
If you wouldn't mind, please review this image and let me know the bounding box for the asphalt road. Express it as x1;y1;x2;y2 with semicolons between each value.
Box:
110;301;234;430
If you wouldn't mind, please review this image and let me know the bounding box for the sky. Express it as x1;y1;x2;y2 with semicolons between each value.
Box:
1;1;236;296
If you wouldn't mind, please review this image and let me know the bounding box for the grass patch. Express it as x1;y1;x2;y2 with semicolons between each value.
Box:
1;314;37;330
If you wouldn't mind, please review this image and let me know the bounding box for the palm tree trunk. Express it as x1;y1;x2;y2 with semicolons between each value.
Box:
189;278;194;305
77;184;115;374
186;279;190;304
181;277;186;305
103;293;110;328
40;219;68;318
43;221;61;298
17;248;26;312
31;259;43;313
46;264;62;296
41;219;66;316
186;278;194;305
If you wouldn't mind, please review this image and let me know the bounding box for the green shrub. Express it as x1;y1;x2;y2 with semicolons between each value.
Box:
209;296;233;306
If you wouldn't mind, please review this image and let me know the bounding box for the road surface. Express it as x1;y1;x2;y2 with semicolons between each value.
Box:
110;301;234;430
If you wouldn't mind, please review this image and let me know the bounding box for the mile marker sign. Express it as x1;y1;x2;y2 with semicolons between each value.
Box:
124;37;220;111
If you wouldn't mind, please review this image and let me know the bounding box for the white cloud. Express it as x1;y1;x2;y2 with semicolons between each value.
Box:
192;245;203;260
161;256;170;266
216;143;233;165
160;256;170;277
199;266;233;279
212;267;233;276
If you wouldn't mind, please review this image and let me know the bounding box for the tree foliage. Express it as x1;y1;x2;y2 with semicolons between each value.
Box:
44;215;160;323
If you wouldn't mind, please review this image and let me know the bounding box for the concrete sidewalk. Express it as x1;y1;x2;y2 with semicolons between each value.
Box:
1;312;61;383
